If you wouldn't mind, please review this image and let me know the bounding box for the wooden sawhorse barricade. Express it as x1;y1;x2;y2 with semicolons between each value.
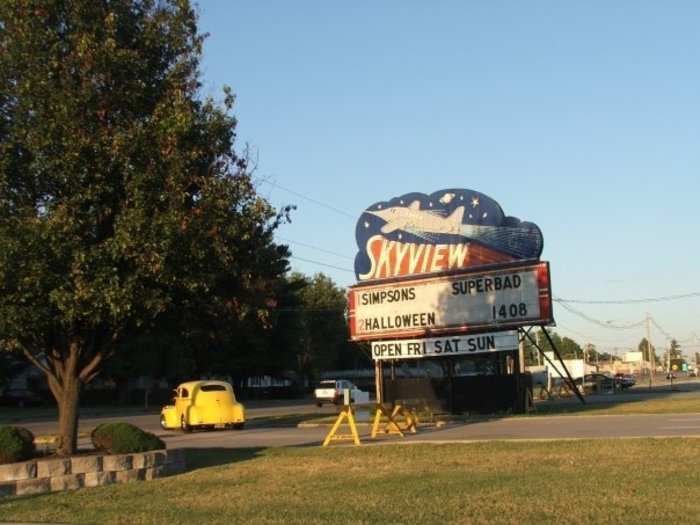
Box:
322;400;425;447
321;402;362;446
370;402;418;437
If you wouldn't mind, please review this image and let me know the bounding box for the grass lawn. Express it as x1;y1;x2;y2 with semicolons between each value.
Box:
2;439;700;524
299;395;700;428
532;395;700;416
0;405;161;424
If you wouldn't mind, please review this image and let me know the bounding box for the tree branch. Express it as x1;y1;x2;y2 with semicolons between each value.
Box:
78;350;104;383
46;374;63;401
22;350;53;378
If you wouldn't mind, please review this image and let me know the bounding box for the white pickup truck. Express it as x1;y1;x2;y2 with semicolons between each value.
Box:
314;380;366;407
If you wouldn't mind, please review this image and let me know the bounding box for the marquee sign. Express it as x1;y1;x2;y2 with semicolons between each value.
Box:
354;188;543;283
348;260;552;341
371;331;519;361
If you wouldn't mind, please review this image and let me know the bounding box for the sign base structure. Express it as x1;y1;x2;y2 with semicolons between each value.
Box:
371;325;585;416
322;405;361;447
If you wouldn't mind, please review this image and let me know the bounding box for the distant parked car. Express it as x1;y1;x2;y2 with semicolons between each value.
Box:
614;373;636;389
160;380;245;432
574;374;615;394
314;380;366;406
0;388;43;407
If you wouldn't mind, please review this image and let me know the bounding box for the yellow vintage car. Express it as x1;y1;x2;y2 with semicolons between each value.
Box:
160;380;245;432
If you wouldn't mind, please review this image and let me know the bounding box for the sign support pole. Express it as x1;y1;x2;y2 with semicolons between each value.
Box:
521;327;585;405
374;360;383;405
541;327;586;405
646;313;654;388
512;347;522;413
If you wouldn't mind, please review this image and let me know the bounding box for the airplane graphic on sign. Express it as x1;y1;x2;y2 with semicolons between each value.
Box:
354;188;544;282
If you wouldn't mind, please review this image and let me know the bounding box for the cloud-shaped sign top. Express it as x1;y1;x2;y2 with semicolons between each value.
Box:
354;188;544;282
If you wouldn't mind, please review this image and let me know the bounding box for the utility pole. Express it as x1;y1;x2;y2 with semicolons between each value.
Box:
646;313;654;388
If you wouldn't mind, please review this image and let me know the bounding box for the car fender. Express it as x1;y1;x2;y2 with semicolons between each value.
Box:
161;406;178;429
186;405;202;425
235;402;245;422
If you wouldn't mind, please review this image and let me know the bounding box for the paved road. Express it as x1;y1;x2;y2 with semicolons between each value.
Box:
14;399;338;438
44;411;700;451
411;413;700;442
10;380;700;449
117;411;700;450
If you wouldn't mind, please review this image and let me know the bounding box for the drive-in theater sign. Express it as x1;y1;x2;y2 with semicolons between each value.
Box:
349;261;552;340
349;188;569;414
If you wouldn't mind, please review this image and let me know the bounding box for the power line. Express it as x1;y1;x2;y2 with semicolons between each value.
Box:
555;292;700;304
554;323;638;347
651;318;675;342
553;299;646;330
262;179;356;220
277;236;354;261
289;255;355;274
273;307;345;313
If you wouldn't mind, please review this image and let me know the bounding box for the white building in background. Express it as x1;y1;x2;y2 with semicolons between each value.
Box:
624;351;644;363
543;353;596;379
620;350;651;375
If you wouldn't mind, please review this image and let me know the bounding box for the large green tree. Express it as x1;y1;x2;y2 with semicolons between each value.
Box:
294;273;367;381
669;339;682;360
638;337;659;363
523;329;587;364
0;0;289;454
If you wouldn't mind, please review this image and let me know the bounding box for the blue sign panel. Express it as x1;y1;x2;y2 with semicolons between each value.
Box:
354;188;544;282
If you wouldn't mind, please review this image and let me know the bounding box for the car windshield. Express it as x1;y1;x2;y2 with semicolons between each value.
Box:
200;385;226;392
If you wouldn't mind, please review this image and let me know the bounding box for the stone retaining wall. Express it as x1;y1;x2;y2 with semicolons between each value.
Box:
0;449;185;497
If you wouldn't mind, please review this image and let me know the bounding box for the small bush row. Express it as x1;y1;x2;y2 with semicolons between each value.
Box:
0;426;36;464
0;422;164;464
91;422;165;454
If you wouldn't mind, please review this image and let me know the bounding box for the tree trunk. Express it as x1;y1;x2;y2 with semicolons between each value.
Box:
56;376;81;456
45;340;85;456
25;338;105;457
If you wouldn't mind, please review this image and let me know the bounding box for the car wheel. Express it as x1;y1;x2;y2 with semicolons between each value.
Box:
180;416;192;433
232;423;244;430
316;402;322;407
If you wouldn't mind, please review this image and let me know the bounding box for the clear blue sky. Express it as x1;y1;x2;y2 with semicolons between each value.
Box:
197;1;700;356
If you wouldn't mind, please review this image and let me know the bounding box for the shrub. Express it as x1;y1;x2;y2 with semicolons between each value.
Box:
91;422;165;454
0;426;36;464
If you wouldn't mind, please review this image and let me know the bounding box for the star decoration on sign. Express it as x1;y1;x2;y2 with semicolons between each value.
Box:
364;221;369;228
471;196;480;208
398;233;402;240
